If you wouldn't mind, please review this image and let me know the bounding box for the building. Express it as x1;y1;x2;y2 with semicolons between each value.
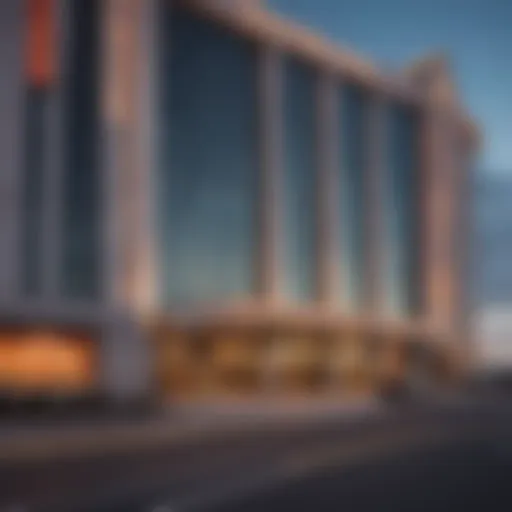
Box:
0;0;478;405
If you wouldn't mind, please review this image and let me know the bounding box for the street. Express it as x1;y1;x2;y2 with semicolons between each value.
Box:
1;400;511;511
213;426;512;512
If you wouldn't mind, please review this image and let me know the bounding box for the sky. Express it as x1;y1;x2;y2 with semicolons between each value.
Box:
269;0;512;174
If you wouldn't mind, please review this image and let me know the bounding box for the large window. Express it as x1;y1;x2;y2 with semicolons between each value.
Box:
384;104;419;316
282;57;317;302
61;0;101;299
160;7;258;307
338;85;366;311
19;0;101;300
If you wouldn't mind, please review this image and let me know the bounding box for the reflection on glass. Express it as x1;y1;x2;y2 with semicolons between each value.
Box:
282;57;317;302
338;85;366;311
161;7;257;307
62;0;101;299
384;104;419;316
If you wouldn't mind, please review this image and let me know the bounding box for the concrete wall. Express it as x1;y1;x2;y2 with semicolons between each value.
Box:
0;0;24;301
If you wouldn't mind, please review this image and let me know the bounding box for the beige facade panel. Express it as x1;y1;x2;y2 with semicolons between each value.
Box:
362;92;386;315
316;72;340;305
257;45;283;303
101;0;160;313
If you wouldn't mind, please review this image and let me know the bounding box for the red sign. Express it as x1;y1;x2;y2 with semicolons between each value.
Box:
26;0;56;88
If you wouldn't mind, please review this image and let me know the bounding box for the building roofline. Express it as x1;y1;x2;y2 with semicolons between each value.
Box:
181;0;423;105
403;52;480;148
178;1;478;145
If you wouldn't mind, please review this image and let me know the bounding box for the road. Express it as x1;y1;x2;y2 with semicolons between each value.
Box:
1;400;511;512
213;424;512;512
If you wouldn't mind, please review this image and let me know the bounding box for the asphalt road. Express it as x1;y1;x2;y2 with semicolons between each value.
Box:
213;428;512;512
1;401;511;512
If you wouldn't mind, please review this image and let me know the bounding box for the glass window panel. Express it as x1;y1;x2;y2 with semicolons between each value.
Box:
282;57;317;302
61;0;101;299
160;7;258;307
384;104;419;316
338;85;366;311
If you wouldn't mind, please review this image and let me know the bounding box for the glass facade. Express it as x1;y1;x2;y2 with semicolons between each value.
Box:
338;85;366;311
384;104;419;316
282;57;317;302
160;7;258;307
61;0;101;299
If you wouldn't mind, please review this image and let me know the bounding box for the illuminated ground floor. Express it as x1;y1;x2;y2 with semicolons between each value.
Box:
0;317;465;408
152;317;467;401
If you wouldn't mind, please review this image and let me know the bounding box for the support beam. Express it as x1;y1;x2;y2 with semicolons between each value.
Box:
420;108;456;332
101;0;137;306
101;0;160;313
41;0;66;298
258;45;283;303
363;93;386;315
0;0;24;301
316;71;340;306
455;140;476;348
131;0;160;314
99;0;154;403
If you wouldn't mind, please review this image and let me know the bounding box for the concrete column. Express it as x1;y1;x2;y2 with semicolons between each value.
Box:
99;0;155;403
455;140;476;344
101;310;154;404
450;136;474;369
101;0;159;314
133;0;161;314
420;107;455;332
0;0;24;301
363;93;386;315
101;0;137;307
316;72;340;306
100;0;118;306
41;0;67;298
258;45;283;303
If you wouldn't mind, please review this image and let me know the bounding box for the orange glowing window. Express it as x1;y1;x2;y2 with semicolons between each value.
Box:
26;0;56;88
0;329;96;391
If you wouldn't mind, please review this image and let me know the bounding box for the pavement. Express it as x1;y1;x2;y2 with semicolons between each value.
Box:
0;397;379;464
213;431;512;512
0;396;506;512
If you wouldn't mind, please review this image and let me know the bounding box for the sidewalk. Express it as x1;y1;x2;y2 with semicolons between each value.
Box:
170;396;379;421
0;397;380;464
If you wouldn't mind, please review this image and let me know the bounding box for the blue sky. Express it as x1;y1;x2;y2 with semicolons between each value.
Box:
269;0;512;174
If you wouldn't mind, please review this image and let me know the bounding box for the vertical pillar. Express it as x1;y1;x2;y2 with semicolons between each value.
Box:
258;45;283;304
131;0;160;314
457;137;477;369
420;107;455;332
456;139;475;336
41;0;65;298
102;0;159;313
363;93;386;315
257;47;283;393
0;0;24;301
101;0;136;307
99;0;154;402
316;72;340;306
